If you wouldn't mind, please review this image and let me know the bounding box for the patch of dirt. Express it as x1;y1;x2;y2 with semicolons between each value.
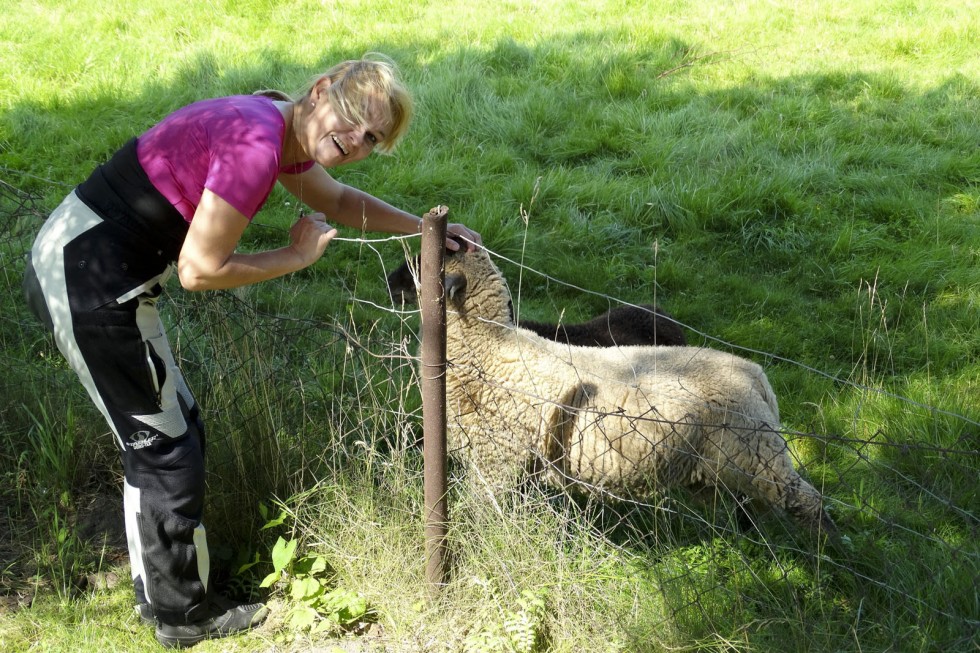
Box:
74;490;128;552
0;487;130;615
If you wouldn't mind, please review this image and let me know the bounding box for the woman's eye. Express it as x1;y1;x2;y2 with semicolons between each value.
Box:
366;133;378;145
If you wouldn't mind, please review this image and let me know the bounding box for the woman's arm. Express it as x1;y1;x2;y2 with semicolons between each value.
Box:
278;165;421;233
279;165;482;249
177;189;337;291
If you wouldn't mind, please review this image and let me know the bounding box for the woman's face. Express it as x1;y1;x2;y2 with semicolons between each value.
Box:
301;80;390;168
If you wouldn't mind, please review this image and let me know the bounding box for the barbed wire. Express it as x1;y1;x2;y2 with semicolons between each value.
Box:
317;230;980;435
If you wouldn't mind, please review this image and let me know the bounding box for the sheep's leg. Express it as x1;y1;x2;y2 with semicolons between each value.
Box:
465;459;508;516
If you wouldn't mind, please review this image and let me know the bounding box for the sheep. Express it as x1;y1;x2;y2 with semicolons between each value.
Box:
429;246;836;535
386;254;688;347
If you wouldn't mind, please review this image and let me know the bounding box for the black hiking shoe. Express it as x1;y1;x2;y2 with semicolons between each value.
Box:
154;596;269;649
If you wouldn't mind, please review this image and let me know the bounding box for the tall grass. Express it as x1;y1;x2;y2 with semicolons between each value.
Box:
1;0;978;651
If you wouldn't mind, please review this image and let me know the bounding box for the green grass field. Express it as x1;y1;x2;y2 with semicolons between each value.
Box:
1;0;978;651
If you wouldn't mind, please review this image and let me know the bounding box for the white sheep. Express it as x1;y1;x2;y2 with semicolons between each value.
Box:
432;247;836;534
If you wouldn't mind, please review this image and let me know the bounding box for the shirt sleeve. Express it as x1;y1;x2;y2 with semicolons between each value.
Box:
203;124;281;219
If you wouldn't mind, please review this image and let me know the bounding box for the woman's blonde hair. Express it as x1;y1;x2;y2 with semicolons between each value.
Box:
256;53;413;154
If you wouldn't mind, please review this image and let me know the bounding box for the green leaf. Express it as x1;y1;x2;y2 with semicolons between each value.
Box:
294;554;328;577
320;588;369;624
236;551;262;575
313;620;335;635
288;605;319;630
271;537;297;573
290;576;323;602
260;510;289;531
259;570;280;589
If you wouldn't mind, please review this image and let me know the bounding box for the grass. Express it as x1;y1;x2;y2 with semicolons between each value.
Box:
1;0;979;651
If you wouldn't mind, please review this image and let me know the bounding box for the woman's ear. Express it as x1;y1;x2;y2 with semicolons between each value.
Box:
312;76;332;102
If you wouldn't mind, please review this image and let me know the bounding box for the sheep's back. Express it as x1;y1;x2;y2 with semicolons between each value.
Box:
557;344;779;422
517;340;782;492
449;329;780;436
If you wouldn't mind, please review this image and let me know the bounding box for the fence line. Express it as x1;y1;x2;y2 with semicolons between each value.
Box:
378;232;978;641
325;228;980;432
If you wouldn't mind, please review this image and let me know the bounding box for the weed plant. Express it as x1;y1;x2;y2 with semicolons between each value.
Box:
1;0;978;651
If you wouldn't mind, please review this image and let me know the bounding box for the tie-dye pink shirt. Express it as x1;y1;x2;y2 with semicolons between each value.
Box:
137;95;314;223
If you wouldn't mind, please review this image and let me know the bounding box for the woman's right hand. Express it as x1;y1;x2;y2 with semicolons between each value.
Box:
289;212;338;266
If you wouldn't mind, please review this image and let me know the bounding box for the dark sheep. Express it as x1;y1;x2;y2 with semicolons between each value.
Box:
385;255;687;347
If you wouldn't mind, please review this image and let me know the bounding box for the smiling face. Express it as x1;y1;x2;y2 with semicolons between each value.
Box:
300;79;392;168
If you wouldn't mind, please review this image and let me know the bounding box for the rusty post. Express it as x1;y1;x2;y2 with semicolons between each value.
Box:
420;205;449;594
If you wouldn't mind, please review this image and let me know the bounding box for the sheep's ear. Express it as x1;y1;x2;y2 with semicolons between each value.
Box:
445;273;467;302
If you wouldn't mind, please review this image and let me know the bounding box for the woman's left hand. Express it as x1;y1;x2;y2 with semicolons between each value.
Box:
446;222;482;251
422;205;482;251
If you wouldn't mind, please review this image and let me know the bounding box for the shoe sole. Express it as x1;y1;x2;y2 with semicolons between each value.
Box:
154;606;269;649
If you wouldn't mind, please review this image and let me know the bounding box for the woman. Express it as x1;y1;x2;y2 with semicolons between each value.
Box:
24;54;480;649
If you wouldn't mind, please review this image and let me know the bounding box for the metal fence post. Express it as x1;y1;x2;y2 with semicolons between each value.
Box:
420;205;448;594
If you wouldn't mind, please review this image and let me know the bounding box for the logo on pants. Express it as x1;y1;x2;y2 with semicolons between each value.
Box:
128;430;160;450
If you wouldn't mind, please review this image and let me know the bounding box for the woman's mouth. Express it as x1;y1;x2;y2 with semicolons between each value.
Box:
331;135;349;156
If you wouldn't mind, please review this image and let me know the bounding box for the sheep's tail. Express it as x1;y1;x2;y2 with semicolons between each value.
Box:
704;366;835;536
712;426;836;536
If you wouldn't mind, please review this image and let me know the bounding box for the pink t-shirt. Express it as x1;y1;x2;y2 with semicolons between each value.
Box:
137;95;314;223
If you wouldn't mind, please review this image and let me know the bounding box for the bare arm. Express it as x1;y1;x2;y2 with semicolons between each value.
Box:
279;164;419;231
279;165;482;249
176;189;337;291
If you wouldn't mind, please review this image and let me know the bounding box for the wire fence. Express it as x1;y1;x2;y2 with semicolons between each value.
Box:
404;238;978;644
1;176;977;649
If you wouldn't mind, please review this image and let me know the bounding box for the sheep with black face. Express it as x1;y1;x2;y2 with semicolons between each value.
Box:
431;246;835;535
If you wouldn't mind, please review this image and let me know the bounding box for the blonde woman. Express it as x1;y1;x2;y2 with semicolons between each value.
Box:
24;54;480;649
